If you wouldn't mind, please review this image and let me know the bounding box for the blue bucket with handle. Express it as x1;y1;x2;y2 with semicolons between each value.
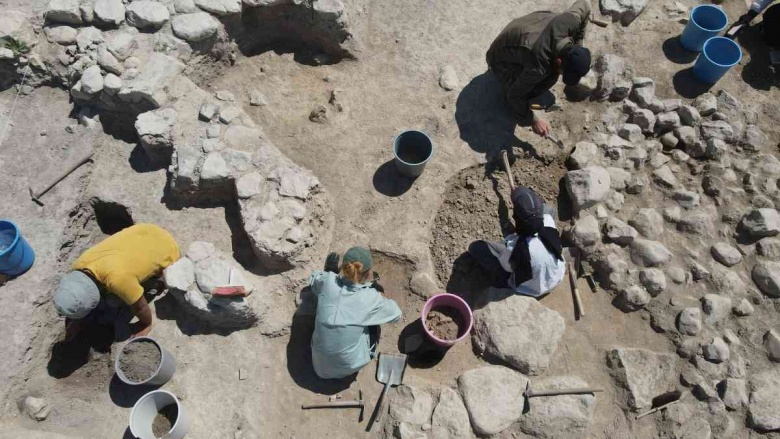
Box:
680;5;728;52
393;131;434;177
0;220;35;276
693;37;743;84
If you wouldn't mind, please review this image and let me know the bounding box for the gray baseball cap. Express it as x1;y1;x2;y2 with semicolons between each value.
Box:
54;271;100;319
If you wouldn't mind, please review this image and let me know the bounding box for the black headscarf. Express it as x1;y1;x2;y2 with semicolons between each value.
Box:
508;187;563;284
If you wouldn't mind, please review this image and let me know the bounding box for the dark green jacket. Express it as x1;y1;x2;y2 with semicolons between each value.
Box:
486;0;590;119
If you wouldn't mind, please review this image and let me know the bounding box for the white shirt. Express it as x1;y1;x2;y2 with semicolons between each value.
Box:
496;214;566;297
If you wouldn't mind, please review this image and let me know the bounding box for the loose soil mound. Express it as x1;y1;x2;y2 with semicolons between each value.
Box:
431;155;567;296
425;306;464;340
152;403;178;438
119;340;161;383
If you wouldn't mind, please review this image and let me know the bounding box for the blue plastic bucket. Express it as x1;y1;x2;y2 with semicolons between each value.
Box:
693;37;742;84
0;220;35;276
680;5;728;52
393;131;434;177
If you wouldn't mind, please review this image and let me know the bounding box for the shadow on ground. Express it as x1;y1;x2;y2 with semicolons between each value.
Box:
47;322;114;379
373;160;416;197
455;72;522;155
286;314;354;395
662;36;699;65
738;25;780;91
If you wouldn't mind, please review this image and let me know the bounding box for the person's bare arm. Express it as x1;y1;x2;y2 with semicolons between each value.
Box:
129;296;153;338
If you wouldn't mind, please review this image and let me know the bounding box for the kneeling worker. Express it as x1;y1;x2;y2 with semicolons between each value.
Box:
469;187;565;297
487;0;592;137
53;224;180;340
309;247;402;379
727;0;780;55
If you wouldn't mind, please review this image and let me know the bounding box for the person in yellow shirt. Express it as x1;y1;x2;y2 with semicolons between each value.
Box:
53;224;180;340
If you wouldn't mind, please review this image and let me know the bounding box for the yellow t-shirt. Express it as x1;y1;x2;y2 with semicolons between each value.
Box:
72;224;180;305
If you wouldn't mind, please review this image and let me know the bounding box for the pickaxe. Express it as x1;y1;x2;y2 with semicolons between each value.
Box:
524;381;602;412
302;389;365;422
29;151;94;205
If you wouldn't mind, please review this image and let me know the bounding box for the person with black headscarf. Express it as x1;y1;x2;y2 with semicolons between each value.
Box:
468;187;565;297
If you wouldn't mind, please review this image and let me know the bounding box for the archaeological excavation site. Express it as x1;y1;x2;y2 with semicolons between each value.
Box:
1;0;779;437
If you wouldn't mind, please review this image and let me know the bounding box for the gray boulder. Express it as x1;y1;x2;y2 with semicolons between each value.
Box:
748;370;780;431
45;24;78;44
719;378;748;411
630;239;672;267
126;1;170;29
135;108;177;166
710;243;741;267
677;307;701;335
568;141;598;169
652;165;678;189
565;166;611;210
171;12;220;43
604;217;637;246
757;238;780;259
629;208;664;239
693;93;717;116
457;366;527;436
639;268;665;295
431;387;471;439
79;64;104;95
93;0;124;27
572;214;601;249
517;376;596;439
617;285;651;311
752;261;780;298
389;385;435;426
740;209;780;238
47;0;83;24
765;330;780;362
629;77;655;106
700;120;735;143
703;337;729;363
118;53;184;108
702;294;732;325
678;105;701;126
606;348;677;410
194;0;241;16
472;289;565;375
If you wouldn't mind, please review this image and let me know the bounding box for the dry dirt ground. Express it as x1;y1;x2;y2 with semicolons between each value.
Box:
0;0;779;438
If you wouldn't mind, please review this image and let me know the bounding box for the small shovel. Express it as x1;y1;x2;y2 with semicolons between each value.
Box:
368;353;407;431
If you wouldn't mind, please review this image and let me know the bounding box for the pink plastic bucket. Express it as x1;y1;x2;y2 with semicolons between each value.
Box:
421;293;473;347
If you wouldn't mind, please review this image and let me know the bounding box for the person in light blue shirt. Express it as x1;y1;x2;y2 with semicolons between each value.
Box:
310;247;402;379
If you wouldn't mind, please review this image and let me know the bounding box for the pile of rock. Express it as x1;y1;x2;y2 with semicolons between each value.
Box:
164;241;260;329
565;53;780;432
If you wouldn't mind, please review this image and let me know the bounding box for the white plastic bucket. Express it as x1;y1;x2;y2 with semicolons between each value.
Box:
115;336;176;386
129;390;191;439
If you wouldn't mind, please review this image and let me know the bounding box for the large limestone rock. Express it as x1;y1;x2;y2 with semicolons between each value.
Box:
629;208;664;239
606;348;677;410
457;366;527;436
118;53;184;109
194;0;241;16
389;384;435;427
1;11;37;48
171;12;220;42
472;289;565;375
135;108;177;166
516;376;596;439
740;209;780;238
752;261;780;298
431;387;471;439
126;1;171;30
565;166;611;211
47;0;83;25
749;370;780;431
163;242;260;329
93;0;124;27
630;239;672;267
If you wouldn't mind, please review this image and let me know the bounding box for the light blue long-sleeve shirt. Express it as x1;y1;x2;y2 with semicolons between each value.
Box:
309;271;402;379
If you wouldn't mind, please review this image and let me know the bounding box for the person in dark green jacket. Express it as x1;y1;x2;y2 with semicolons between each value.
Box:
487;0;592;137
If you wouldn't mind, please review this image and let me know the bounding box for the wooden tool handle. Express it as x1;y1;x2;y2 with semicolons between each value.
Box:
501;150;516;191
32;151;94;199
569;260;585;318
590;15;609;27
302;401;363;409
531;388;603;397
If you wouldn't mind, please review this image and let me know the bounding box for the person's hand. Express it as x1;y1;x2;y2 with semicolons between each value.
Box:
130;322;152;339
532;118;551;137
324;252;340;273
